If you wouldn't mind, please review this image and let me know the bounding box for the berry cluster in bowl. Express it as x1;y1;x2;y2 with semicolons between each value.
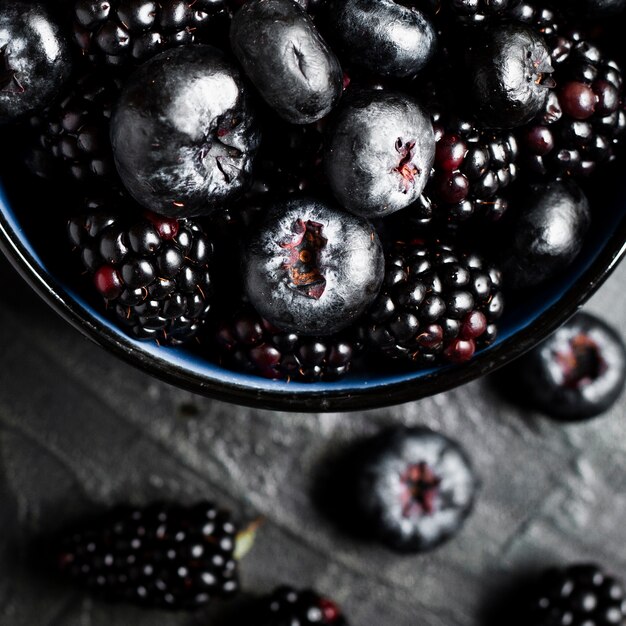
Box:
0;0;625;386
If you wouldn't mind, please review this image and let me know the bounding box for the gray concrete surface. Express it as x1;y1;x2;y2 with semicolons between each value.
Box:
0;256;625;626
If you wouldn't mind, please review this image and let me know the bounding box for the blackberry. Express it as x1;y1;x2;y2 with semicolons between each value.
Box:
215;306;355;382
257;586;348;625
360;240;504;365
420;111;519;224
520;34;626;178
72;0;231;68
28;71;121;185
524;563;626;626
56;502;239;609
68;193;214;345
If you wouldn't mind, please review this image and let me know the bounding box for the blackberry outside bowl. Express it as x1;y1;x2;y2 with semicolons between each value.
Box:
1;158;625;412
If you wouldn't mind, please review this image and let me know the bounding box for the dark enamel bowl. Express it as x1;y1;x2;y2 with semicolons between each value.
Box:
1;161;625;412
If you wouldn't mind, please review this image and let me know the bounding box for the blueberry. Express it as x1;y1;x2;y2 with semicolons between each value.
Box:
326;0;437;78
501;313;626;421
243;197;384;335
353;427;477;553
324;90;435;218
500;180;591;289
465;24;555;129
230;0;342;124
0;1;73;124
110;45;260;218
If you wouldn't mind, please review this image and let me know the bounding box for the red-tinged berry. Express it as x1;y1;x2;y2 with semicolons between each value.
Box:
560;81;597;119
94;265;122;299
444;338;476;363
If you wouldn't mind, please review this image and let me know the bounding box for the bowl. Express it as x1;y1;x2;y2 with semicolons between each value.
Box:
1;151;626;412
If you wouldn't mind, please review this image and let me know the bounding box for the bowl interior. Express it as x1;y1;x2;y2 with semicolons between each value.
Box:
1;156;625;411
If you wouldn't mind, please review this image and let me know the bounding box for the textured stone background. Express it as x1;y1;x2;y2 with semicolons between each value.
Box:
1;255;625;626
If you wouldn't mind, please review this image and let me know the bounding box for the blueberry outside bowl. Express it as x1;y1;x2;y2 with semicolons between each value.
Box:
1;156;625;412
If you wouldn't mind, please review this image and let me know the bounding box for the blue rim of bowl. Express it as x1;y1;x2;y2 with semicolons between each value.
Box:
1;182;626;412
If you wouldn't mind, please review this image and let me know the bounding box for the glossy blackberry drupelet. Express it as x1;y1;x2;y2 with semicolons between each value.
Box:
360;240;504;366
500;312;626;421
353;426;477;552
56;502;239;609
29;71;121;185
73;0;231;68
524;564;626;626
422;111;519;224
520;34;626;178
215;306;355;382
256;587;348;625
68;196;214;345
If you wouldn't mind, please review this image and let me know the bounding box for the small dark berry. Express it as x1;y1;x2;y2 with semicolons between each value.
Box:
499;312;626;421
352;427;477;552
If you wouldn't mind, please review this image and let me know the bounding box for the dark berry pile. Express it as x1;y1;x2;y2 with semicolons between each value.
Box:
0;0;624;382
72;0;231;67
29;71;120;185
215;306;355;382
360;241;503;365
56;502;239;609
521;34;626;178
68;194;214;345
423;111;519;223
